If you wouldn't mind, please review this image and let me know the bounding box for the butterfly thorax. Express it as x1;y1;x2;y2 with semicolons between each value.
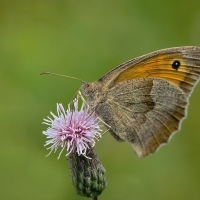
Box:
80;82;102;109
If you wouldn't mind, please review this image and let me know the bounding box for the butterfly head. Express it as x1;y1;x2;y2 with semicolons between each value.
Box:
80;82;101;108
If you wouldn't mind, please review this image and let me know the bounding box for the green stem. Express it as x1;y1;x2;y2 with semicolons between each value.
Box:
92;197;98;200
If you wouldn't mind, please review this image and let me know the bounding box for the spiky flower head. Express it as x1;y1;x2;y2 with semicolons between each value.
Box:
42;98;102;158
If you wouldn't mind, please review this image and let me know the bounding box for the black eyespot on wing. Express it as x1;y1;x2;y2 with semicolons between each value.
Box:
172;60;181;71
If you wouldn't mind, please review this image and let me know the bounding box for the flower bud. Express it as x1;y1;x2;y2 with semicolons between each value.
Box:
68;149;107;198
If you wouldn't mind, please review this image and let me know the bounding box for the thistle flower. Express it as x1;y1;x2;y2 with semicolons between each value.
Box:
42;98;102;158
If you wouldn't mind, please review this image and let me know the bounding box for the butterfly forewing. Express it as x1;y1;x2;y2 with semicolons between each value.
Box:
99;46;200;95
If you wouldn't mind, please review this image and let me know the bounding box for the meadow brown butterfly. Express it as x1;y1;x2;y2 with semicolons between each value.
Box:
80;46;200;157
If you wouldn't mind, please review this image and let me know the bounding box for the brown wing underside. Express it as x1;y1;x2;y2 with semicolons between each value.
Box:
96;46;200;157
96;78;188;157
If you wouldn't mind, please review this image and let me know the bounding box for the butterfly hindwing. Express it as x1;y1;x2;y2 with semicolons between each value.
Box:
95;78;187;157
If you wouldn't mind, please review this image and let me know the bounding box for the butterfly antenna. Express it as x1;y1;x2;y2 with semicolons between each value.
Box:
40;72;87;84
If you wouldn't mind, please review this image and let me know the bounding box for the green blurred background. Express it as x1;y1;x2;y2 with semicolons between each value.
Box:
1;0;200;199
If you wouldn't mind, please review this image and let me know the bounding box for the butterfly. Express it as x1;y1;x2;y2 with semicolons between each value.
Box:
80;46;200;157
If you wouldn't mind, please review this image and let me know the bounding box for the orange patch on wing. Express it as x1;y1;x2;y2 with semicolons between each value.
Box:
112;54;193;93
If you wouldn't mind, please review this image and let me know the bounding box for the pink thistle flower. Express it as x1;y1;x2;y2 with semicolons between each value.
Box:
42;98;102;159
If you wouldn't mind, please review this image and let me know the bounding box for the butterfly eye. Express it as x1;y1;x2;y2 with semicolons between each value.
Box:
172;60;181;70
84;83;90;89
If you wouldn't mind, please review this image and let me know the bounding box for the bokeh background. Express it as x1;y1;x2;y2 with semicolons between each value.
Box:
1;1;200;199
